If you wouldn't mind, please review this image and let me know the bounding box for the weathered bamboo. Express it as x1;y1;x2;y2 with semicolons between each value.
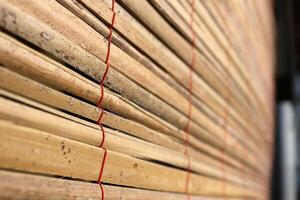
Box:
149;0;266;163
0;68;264;189
167;0;271;169
1;42;258;183
117;0;267;133
0;170;250;200
57;0;222;140
0;0;275;198
0;88;260;189
202;1;274;133
0;4;264;174
60;0;264;160
0;0;266;173
205;1;269;128
0;33;231;168
0;121;257;197
0;85;259;183
202;1;272;157
203;0;273;168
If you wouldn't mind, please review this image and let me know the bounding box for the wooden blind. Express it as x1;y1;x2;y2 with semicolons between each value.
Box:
0;0;275;199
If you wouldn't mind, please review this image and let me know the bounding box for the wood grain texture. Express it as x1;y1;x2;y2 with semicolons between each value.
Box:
0;170;249;200
0;120;256;197
0;0;264;173
0;0;275;198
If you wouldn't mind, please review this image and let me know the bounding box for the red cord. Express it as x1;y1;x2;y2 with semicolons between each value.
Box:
96;1;116;200
183;0;196;199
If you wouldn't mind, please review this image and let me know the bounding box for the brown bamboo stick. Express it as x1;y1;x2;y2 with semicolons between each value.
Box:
149;0;265;162
205;1;269;128
0;68;264;189
168;0;267;145
213;1;269;126
56;0;227;137
61;0;263;161
159;0;270;169
202;0;272;151
0;0;275;197
0;170;251;200
0;32;253;175
0;121;258;197
0;0;262;173
203;0;273;184
118;0;267;133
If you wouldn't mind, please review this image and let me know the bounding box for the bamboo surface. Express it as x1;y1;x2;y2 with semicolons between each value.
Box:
0;170;249;200
0;0;275;199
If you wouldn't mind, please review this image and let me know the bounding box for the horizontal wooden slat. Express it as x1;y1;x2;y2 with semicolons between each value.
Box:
0;120;256;197
0;170;250;200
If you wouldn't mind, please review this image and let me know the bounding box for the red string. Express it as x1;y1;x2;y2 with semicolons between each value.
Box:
96;1;116;200
183;0;196;199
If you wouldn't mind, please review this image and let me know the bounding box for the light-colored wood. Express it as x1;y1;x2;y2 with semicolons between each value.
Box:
61;0;264;164
0;0;223;151
149;0;266;164
169;0;267;146
203;0;274;171
0;0;275;198
209;0;272;127
158;0;271;170
0;74;263;189
0;67;182;152
0;32;250;173
117;0;265;132
0;120;257;197
201;2;271;165
0;170;249;200
0;0;264;173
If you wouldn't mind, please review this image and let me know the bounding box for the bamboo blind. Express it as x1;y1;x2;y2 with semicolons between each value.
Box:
0;0;275;199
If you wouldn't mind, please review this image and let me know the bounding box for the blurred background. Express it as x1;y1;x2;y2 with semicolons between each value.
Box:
273;0;299;199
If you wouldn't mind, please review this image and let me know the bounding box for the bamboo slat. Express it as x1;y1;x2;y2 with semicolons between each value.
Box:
0;120;256;196
0;170;248;200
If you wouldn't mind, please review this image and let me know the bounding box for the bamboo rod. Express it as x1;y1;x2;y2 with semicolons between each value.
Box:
0;0;275;197
216;0;272;125
0;68;264;189
169;0;267;146
118;0;267;134
61;0;264;161
56;0;227;139
202;0;271;148
0;1;264;173
0;170;250;200
149;0;266;162
0;120;257;197
0;32;254;175
0;86;258;181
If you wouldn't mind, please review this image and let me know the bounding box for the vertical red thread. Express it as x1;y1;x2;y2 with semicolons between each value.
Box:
183;0;196;199
96;1;116;200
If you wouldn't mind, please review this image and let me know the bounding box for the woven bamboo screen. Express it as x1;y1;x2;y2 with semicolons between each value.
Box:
0;0;275;199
